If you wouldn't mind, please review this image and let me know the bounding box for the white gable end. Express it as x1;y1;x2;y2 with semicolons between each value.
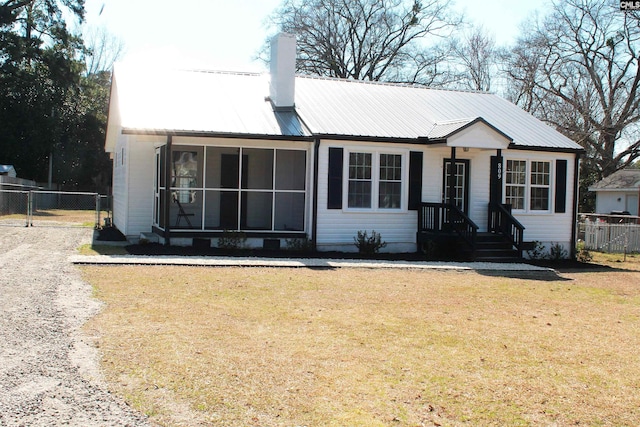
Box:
447;121;511;150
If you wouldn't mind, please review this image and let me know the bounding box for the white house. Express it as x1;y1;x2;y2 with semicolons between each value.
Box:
104;33;584;260
589;169;640;216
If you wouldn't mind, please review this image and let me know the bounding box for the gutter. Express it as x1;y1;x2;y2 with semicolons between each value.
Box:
571;152;581;260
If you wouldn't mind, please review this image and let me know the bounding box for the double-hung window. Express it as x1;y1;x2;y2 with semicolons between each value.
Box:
530;161;550;210
505;159;551;212
347;151;404;210
348;152;372;208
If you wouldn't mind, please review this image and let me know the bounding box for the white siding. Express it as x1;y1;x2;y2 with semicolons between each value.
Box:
316;140;418;252
503;151;576;250
317;141;579;253
125;137;158;236
112;134;163;238
111;135;129;234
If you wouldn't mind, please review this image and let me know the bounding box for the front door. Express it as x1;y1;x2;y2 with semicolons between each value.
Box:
443;159;470;213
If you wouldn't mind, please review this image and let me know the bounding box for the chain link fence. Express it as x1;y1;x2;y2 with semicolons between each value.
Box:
0;186;111;228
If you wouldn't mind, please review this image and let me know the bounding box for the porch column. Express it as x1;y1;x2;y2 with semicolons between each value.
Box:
449;146;457;208
490;149;503;206
164;135;172;246
488;149;504;231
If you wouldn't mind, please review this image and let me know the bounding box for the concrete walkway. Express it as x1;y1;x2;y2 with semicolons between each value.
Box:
70;254;554;272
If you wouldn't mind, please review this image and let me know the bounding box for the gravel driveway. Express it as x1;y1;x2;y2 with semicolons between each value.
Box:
0;226;151;426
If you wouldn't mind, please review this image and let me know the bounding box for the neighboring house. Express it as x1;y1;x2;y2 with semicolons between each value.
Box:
104;33;584;260
589;169;640;216
0;165;17;178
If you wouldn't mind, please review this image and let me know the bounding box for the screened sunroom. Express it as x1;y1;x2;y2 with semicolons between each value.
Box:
152;142;309;237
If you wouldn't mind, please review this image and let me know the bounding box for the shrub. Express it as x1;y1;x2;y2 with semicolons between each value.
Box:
285;237;313;252
547;242;569;260
576;240;592;263
526;241;546;260
217;230;247;250
354;230;387;255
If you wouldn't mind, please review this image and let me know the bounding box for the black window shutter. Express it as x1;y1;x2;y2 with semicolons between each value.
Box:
555;159;568;213
327;147;343;209
408;151;423;210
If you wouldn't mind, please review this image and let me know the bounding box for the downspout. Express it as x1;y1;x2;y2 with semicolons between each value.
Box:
311;138;320;251
570;152;581;260
164;135;172;246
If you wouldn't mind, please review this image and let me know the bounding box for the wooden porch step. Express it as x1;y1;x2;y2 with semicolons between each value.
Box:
471;232;522;262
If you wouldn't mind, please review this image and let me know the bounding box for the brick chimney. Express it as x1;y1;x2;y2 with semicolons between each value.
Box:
269;33;296;109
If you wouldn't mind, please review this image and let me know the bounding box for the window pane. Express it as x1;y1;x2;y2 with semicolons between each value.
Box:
170;190;202;229
348;181;372;208
205;147;239;189
204;190;238;230
530;187;549;210
506;160;526;185
276;150;306;190
379;182;401;208
531;161;550;186
505;186;525;210
241;191;272;229
349;153;371;179
171;148;203;204
274;193;305;231
242;149;274;190
379;154;402;181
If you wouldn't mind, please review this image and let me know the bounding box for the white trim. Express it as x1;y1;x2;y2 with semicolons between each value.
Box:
504;158;553;214
342;146;409;213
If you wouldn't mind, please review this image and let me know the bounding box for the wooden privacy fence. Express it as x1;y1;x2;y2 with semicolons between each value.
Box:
583;220;640;253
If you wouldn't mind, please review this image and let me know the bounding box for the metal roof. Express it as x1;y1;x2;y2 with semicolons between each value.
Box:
589;169;640;191
113;65;310;138
294;76;581;150
109;66;583;152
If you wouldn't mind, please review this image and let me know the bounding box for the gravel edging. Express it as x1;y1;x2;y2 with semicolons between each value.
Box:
0;226;152;427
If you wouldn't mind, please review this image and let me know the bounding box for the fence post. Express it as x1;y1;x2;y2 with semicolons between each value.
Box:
95;193;101;229
26;190;32;227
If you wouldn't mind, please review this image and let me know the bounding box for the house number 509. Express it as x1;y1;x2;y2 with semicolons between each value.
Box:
497;163;502;180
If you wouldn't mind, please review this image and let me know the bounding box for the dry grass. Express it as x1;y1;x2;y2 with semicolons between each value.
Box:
82;261;640;427
31;209;107;226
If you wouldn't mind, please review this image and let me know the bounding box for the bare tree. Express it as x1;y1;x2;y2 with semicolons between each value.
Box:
83;26;125;74
268;0;462;85
503;0;640;179
448;26;498;91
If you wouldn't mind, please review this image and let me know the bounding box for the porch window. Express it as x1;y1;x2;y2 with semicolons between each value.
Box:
504;159;551;212
346;151;404;210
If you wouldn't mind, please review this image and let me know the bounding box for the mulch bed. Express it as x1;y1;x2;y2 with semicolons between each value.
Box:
96;226;612;271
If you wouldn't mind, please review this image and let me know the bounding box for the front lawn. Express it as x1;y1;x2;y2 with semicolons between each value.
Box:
82;263;640;426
